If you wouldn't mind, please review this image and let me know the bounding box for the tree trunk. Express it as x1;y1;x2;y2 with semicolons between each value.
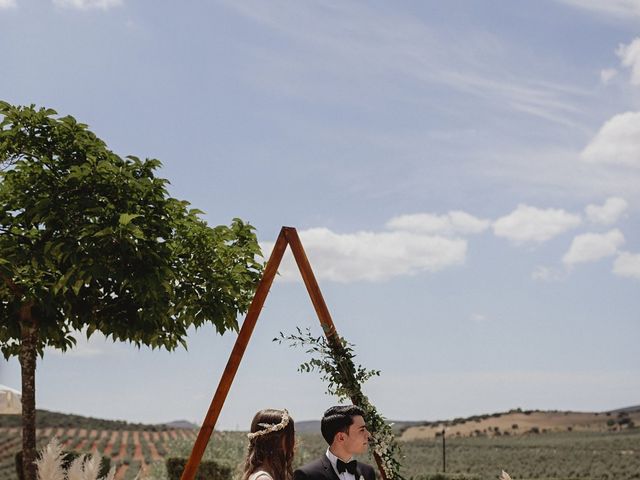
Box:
19;302;37;480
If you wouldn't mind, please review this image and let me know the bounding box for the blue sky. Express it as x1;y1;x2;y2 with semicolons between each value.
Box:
1;0;639;430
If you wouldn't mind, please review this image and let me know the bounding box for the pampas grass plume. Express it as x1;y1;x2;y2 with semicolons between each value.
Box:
499;471;512;480
104;466;116;480
36;439;140;480
35;438;65;480
65;456;85;480
81;454;101;480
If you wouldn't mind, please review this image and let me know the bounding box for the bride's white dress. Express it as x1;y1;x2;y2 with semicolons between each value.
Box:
249;471;274;480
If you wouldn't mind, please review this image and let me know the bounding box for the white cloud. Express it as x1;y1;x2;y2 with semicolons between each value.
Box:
581;112;640;168
617;38;640;85
493;205;582;244
558;0;640;18
600;68;618;84
562;229;625;265
0;0;16;9
613;251;640;278
52;0;122;10
585;197;628;225
531;265;566;282
262;227;466;283
386;211;490;236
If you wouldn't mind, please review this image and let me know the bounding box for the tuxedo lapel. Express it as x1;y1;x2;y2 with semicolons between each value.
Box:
356;463;374;480
320;455;341;480
354;465;363;480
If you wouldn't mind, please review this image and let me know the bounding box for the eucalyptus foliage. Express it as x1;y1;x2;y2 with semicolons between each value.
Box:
276;327;405;480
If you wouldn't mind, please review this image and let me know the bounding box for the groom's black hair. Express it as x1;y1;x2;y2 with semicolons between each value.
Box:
321;405;366;444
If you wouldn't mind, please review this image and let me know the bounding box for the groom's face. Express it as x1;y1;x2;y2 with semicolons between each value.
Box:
343;415;370;456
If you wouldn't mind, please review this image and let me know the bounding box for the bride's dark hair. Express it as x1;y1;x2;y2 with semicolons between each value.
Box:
242;409;295;480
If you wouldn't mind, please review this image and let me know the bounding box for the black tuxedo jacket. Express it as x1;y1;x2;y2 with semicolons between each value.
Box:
293;455;376;480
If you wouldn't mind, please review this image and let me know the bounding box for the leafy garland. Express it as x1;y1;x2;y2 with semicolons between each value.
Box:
275;327;404;480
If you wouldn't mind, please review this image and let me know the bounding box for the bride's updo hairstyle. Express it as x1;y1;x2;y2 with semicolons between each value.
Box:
242;408;295;480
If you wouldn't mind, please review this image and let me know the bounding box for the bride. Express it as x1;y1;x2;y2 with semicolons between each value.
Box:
242;408;295;480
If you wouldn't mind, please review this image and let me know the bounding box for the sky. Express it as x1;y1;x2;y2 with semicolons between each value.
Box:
0;0;639;431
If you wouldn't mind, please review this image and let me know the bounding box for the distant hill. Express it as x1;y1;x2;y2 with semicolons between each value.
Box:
293;420;321;434
3;406;637;437
296;419;439;434
0;409;179;431
606;404;640;414
162;420;199;430
400;406;640;440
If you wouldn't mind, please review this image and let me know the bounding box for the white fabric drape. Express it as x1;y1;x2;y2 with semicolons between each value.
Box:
0;384;21;414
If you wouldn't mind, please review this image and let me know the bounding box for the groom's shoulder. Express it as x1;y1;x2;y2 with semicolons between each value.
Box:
358;461;376;480
293;456;326;479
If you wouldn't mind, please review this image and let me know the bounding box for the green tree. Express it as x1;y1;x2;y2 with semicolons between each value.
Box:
0;102;263;480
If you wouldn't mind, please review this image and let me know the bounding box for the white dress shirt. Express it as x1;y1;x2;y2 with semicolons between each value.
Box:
325;448;356;480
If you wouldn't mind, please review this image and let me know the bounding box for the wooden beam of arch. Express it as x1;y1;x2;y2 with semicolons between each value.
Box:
180;226;387;480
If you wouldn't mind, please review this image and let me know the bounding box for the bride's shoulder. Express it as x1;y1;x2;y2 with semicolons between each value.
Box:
249;471;274;480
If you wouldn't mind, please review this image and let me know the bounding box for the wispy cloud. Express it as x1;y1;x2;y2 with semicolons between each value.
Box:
367;370;640;421
0;0;16;9
557;0;640;18
478;146;640;204
600;68;618;84
219;0;589;127
262;227;466;283
532;265;567;282
470;313;489;323
493;205;582;245
562;229;625;265
52;0;122;10
617;38;640;85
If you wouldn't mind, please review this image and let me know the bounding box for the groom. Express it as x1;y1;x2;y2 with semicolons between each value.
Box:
294;405;377;480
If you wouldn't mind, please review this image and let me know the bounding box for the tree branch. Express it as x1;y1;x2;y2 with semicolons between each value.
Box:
1;272;22;297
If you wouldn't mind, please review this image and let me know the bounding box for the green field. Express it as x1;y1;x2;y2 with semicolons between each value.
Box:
134;428;640;480
397;429;640;479
2;417;638;480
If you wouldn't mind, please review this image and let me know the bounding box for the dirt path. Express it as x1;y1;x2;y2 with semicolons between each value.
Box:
75;428;89;451
87;429;100;451
118;431;129;459
133;431;143;461
115;463;128;480
104;431;118;456
147;438;162;461
141;432;162;461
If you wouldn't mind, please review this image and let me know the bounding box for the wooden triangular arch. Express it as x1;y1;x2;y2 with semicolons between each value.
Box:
180;226;387;480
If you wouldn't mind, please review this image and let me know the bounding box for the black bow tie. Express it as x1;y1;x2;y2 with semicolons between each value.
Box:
336;459;358;475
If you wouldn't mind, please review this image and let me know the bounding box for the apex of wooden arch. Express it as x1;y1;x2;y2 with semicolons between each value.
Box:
181;227;388;480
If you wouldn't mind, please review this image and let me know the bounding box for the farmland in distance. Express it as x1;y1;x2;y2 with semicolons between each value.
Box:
1;409;639;480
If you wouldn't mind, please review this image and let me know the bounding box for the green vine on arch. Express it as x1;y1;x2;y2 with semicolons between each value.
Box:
275;327;404;480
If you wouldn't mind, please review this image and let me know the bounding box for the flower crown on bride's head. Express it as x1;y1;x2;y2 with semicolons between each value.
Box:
247;409;290;439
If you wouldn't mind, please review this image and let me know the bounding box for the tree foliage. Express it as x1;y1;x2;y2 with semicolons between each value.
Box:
0;101;263;357
1;100;264;480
